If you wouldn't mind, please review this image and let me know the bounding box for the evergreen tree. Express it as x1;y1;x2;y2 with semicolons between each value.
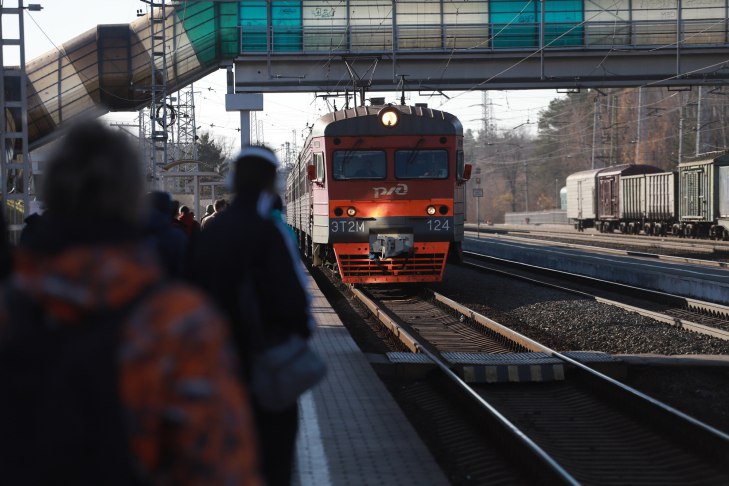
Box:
196;131;230;173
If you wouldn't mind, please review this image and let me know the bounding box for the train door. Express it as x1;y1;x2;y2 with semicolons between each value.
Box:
683;169;703;218
576;181;583;219
720;166;729;219
598;177;616;218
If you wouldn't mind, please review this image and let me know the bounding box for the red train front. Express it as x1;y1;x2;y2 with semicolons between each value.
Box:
286;103;471;284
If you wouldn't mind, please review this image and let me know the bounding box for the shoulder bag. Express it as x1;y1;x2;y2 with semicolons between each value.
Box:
240;277;326;412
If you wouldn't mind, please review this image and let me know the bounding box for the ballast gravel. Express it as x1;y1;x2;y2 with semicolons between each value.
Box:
433;265;729;356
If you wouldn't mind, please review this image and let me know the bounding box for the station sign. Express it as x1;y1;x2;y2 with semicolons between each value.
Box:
473;188;484;198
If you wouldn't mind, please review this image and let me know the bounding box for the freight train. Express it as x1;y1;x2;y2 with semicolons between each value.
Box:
566;152;729;239
285;103;472;284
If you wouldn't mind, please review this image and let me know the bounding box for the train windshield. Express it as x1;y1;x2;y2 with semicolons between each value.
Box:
332;150;387;180
395;150;448;179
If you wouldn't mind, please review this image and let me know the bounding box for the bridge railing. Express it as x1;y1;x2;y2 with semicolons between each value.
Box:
239;19;729;55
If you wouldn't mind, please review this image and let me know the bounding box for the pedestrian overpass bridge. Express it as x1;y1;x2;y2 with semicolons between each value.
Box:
25;0;729;148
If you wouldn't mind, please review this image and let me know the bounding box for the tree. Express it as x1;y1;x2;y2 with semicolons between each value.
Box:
463;128;477;164
196;131;231;173
532;90;596;208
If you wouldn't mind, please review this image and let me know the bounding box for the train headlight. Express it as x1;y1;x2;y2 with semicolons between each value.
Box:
379;107;399;127
347;207;357;217
426;205;437;215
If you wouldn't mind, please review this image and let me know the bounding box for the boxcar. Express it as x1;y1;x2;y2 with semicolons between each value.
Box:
720;164;729;239
644;172;678;235
596;164;663;232
620;170;677;235
678;153;729;238
566;168;603;229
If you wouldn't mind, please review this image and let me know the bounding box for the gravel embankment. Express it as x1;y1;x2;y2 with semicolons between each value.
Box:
434;264;729;355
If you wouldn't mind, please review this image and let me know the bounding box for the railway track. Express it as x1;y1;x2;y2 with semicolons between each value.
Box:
465;228;729;268
351;285;729;484
467;224;729;254
462;250;729;341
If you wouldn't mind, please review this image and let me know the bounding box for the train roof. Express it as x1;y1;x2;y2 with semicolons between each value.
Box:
567;164;663;181
679;151;729;167
566;168;604;180
598;164;664;177
307;104;463;139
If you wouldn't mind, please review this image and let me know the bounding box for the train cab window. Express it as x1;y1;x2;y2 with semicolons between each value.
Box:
332;150;387;180
395;150;448;179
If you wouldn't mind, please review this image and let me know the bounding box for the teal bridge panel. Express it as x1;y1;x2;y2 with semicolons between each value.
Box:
24;0;729;149
228;0;728;53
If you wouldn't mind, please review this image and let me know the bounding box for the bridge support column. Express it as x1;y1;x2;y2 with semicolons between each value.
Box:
225;92;264;148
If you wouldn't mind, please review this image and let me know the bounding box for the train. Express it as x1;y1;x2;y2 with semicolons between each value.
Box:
285;103;471;284
566;152;729;239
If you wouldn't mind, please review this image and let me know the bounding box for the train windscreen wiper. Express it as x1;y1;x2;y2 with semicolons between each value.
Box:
403;138;425;167
340;138;364;167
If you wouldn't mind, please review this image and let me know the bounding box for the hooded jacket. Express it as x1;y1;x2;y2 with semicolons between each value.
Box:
0;215;262;486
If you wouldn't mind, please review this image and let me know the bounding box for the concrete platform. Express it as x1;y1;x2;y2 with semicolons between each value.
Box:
294;273;448;486
463;236;729;305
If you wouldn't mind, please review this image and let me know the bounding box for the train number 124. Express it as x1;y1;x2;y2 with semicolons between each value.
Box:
427;219;450;231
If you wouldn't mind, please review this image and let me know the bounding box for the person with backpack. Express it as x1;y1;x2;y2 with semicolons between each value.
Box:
188;145;315;486
0;121;262;486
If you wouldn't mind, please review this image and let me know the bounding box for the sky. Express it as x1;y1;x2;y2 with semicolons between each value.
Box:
21;0;564;158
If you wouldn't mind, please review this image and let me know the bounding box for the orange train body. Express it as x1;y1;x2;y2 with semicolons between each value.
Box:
285;104;470;284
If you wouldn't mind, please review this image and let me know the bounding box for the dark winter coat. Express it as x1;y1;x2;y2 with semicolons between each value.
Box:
177;212;200;237
145;206;188;278
187;192;311;374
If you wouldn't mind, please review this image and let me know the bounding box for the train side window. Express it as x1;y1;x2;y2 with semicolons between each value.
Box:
456;151;465;179
314;153;325;183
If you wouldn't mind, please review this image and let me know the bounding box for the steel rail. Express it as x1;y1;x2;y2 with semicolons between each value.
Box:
352;284;729;476
463;251;729;338
465;230;729;268
350;286;581;486
350;286;420;353
430;289;729;465
465;224;729;252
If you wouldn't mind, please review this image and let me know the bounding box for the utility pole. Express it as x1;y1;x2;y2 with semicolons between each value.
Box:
635;87;643;163
0;0;37;240
145;0;170;189
609;90;618;166
678;92;685;164
591;96;600;169
523;160;529;213
695;85;702;156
